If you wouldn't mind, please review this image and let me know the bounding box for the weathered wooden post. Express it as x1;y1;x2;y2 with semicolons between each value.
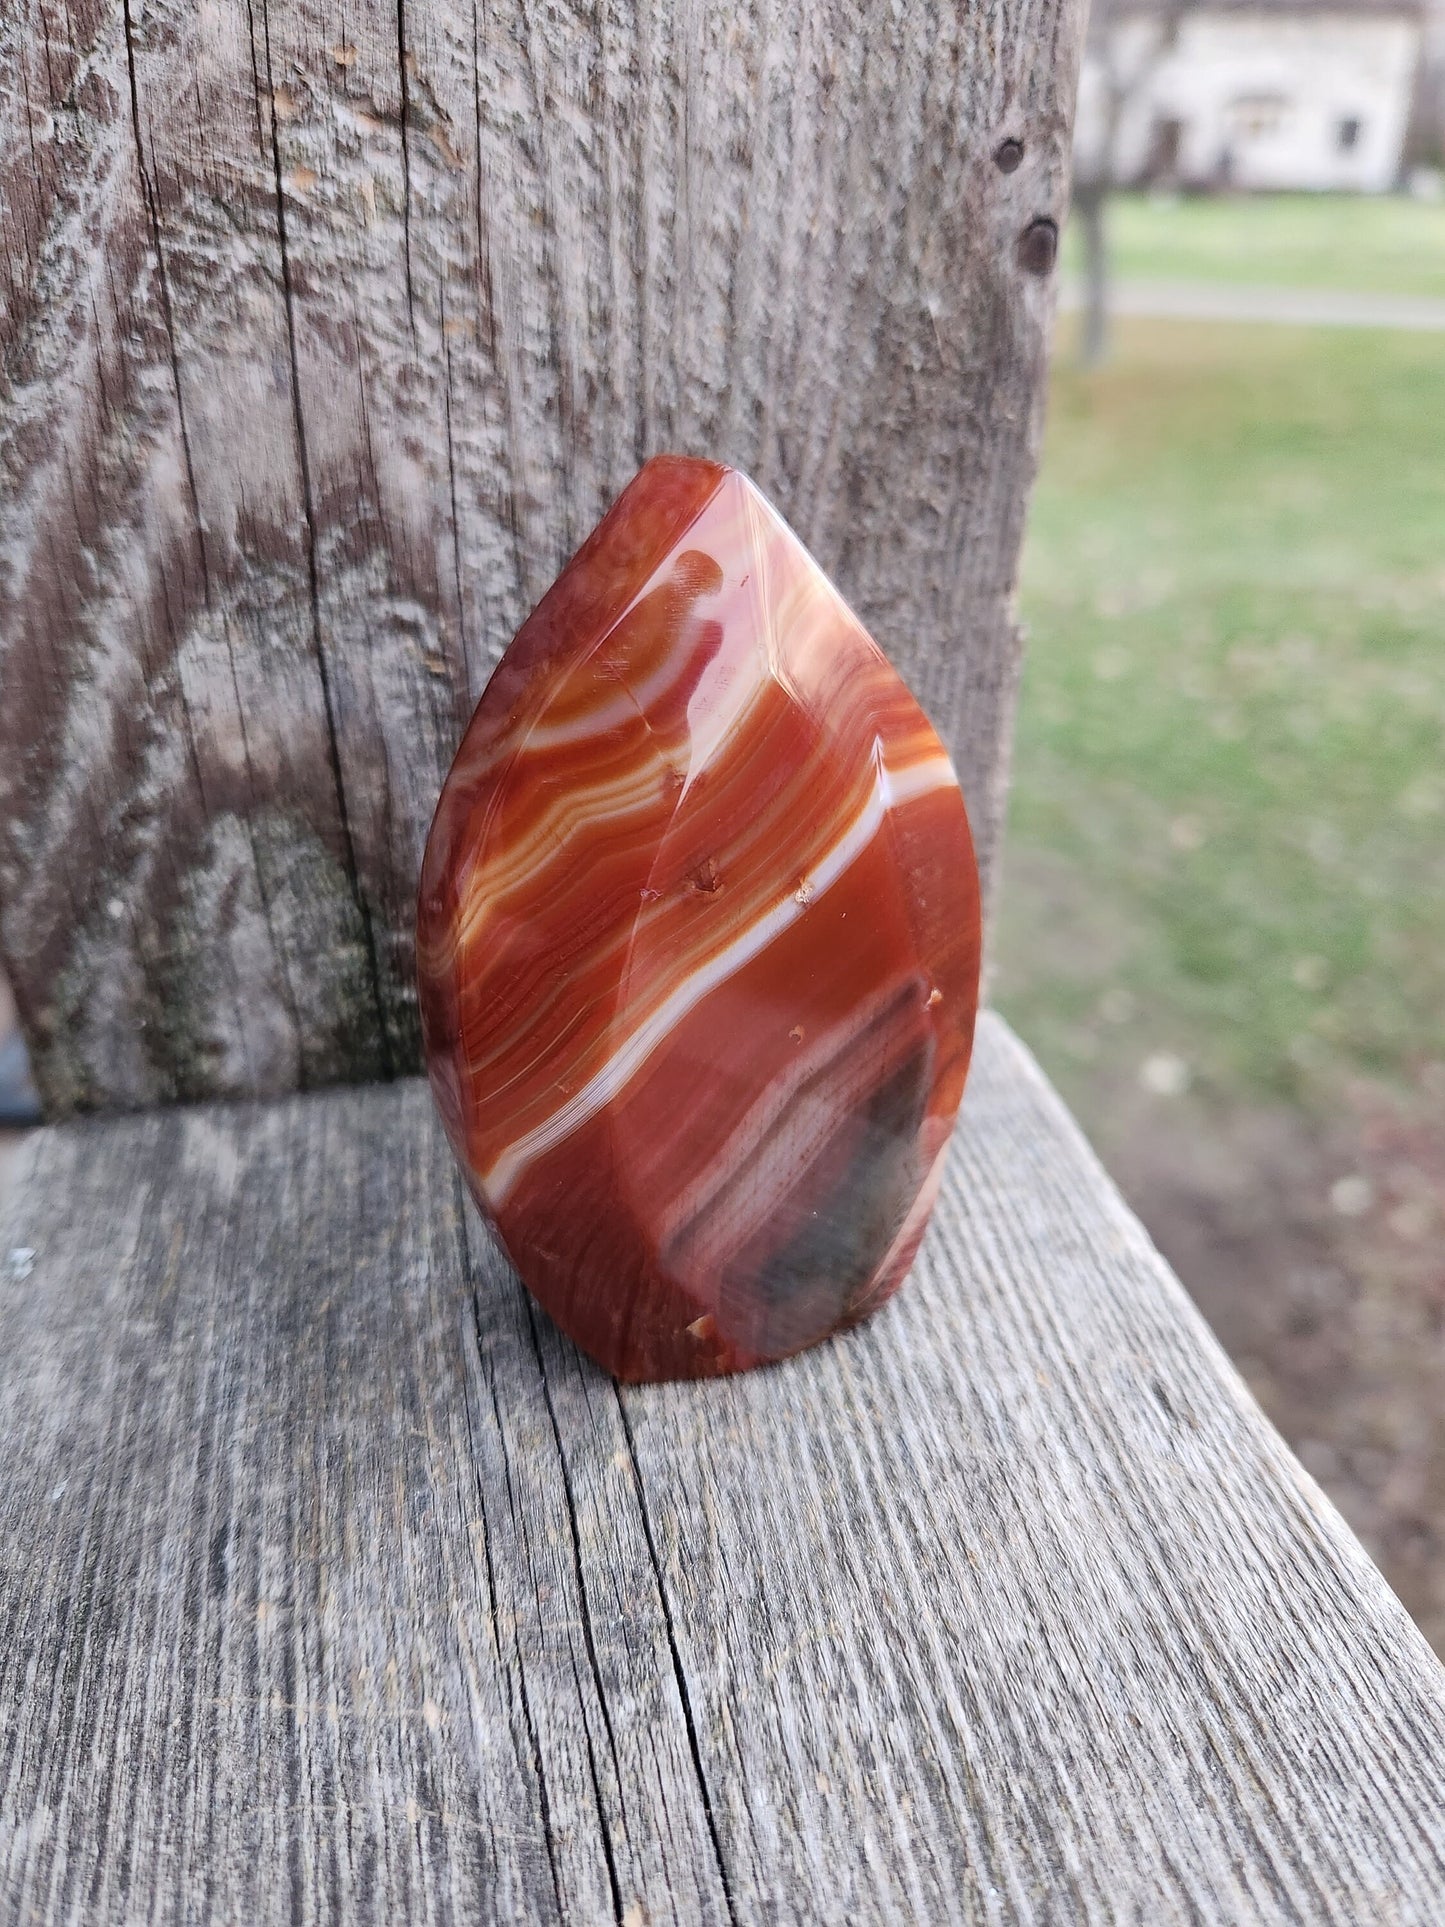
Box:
3;4;1445;1921
4;0;1071;1115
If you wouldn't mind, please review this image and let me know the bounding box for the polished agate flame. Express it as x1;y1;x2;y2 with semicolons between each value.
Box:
417;456;981;1381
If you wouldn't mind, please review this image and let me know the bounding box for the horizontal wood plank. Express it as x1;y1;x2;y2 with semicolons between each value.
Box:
2;1014;1444;1922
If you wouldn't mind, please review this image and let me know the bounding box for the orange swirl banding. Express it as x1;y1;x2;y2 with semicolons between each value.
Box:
417;457;981;1382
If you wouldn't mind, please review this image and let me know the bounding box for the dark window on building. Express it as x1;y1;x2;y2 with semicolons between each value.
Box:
1337;116;1363;151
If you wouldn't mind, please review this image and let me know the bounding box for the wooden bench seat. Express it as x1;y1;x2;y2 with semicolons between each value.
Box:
4;1013;1443;1923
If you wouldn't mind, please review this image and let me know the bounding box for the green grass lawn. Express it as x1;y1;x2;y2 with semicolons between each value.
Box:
994;318;1445;1119
1061;192;1445;300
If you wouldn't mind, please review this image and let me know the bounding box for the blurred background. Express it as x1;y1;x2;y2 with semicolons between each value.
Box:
2;0;1442;1644
997;0;1445;1651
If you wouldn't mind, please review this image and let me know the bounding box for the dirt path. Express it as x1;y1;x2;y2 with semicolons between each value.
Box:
1059;278;1445;332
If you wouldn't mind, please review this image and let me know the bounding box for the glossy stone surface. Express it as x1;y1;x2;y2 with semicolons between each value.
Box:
417;457;981;1381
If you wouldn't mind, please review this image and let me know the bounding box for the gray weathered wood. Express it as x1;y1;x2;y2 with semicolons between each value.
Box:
0;0;1083;1115
3;1013;1443;1924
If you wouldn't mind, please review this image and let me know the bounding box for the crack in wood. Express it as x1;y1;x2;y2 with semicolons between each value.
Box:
121;0;211;608
615;1390;738;1926
471;1291;570;1921
255;0;395;1080
395;0;418;334
527;1302;630;1926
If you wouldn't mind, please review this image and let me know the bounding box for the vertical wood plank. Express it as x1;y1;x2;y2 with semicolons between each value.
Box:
0;0;1086;1112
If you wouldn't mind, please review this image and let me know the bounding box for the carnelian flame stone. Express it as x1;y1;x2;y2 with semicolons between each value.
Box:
417;457;981;1382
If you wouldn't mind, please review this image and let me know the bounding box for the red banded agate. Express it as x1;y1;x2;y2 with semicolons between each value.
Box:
417;456;981;1381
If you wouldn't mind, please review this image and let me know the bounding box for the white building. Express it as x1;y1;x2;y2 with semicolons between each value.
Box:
1077;3;1424;192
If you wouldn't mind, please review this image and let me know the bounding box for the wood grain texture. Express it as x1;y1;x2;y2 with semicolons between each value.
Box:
0;0;1084;1115
3;1013;1444;1924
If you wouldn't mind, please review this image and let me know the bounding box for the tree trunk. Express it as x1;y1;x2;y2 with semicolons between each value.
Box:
0;0;1088;1116
1076;181;1111;367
